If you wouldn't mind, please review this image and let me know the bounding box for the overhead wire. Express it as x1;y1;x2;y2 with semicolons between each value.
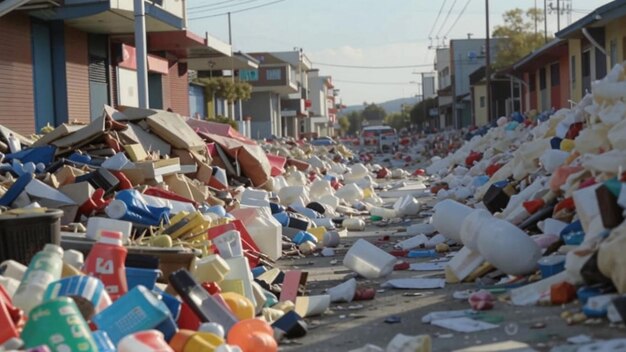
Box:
188;0;263;14
428;0;448;39
434;0;458;39
188;0;288;20
443;0;473;38
188;0;241;11
312;62;434;69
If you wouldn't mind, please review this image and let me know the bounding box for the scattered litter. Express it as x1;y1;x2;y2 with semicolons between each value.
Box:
431;317;499;333
381;278;446;290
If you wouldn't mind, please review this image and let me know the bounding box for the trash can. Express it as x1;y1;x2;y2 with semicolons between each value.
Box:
0;209;63;265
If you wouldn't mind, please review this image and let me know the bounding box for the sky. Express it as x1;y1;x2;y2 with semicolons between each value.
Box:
187;0;613;106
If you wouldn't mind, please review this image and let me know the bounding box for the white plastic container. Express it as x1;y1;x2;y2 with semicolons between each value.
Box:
323;231;341;248
278;186;310;206
223;257;256;306
213;230;244;259
432;199;473;242
239;188;270;208
343;239;396;279
327;278;356;303
342;218;366;231
335;183;364;203
0;260;27;281
13;244;64;314
312;218;335;229
393;195;420;217
370;207;397;219
193;254;230;283
309;180;334;200
317;194;340;210
294;295;331;317
460;209;492;250
86;217;132;243
63;250;84;270
476;217;542;276
230;207;282;261
395;234;428;250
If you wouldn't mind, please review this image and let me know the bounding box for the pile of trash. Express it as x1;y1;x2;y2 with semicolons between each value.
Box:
0;103;428;351
419;63;626;333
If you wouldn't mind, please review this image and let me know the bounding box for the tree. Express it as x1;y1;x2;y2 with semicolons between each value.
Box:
361;103;386;122
410;97;438;129
195;77;252;103
492;8;547;69
338;116;350;133
384;112;409;130
345;111;363;135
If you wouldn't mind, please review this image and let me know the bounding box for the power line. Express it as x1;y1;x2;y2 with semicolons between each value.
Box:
435;0;458;39
188;0;241;11
313;62;433;69
189;0;288;20
443;0;473;38
188;0;262;14
333;79;415;86
428;0;448;39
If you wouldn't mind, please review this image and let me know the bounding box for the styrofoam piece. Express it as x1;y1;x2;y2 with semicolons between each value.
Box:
445;247;484;283
86;217;132;242
459;209;491;251
476;217;542;276
510;271;576;306
0;260;27;281
223;257;256;306
294;295;331;317
343;239;396;279
432;200;473;242
395;234;428;251
327;278;357;303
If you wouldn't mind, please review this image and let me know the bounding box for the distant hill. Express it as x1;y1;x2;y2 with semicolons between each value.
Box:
339;97;422;116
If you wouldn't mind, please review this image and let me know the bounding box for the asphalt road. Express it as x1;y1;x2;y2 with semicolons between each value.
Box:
277;180;625;352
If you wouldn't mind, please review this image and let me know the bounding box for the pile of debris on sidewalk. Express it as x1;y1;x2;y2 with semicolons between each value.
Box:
0;103;432;351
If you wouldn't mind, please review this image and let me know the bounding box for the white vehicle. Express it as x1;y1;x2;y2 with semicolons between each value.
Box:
359;125;398;152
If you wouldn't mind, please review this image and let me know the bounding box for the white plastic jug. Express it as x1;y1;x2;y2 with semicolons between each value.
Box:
432;199;473;243
318;194;340;210
343;239;396;279
309;180;334;200
476;217;542;276
460;209;492;251
278;186;310;207
335;183;364;203
230;207;282;261
370;207;398;219
342;218;366;231
393;195;420;217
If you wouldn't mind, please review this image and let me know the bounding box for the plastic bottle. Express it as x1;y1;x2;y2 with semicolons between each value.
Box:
83;230;128;301
13;244;64;314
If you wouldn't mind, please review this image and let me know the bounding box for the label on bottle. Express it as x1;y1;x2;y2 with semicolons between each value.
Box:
28;270;55;288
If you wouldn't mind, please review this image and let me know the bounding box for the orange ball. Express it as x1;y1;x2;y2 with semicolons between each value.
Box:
221;292;255;320
227;319;277;352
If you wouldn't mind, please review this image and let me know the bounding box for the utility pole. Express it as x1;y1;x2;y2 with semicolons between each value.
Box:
134;0;148;108
557;0;560;31
227;12;236;121
543;0;548;43
534;0;538;36
485;0;492;123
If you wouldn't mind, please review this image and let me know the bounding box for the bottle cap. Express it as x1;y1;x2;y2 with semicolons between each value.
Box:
43;244;64;257
99;231;123;246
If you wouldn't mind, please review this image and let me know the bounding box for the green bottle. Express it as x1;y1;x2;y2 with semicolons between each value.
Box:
21;297;97;352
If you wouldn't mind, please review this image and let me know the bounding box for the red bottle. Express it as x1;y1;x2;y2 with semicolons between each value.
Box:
83;230;128;301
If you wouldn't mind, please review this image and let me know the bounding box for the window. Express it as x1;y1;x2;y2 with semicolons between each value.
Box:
266;68;282;80
582;50;591;77
539;68;547;90
240;69;258;81
571;55;576;88
529;73;536;92
479;96;485;108
610;39;618;67
550;63;560;86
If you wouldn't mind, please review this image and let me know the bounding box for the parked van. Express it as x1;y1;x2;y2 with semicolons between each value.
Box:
359;125;398;152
